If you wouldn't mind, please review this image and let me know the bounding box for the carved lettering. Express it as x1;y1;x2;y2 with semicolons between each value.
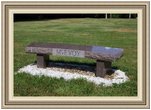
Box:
52;48;85;58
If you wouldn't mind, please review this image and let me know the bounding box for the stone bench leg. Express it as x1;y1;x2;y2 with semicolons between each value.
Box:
96;60;112;77
37;54;49;68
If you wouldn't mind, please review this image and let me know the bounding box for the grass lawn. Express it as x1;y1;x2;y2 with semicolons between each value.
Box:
14;18;137;96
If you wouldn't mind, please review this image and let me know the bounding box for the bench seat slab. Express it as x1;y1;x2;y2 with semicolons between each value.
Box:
26;43;123;62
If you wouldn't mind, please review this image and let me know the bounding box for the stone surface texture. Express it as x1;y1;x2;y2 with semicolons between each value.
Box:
26;43;123;61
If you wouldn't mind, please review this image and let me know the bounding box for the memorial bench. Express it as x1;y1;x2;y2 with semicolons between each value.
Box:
26;43;123;78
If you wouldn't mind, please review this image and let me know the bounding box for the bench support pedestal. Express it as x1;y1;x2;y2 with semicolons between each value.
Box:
37;54;49;68
96;60;112;77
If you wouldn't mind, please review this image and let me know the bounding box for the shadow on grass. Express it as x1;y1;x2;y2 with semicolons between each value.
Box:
34;60;119;76
35;60;95;73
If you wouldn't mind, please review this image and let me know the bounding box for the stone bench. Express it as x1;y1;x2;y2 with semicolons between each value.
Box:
25;43;123;78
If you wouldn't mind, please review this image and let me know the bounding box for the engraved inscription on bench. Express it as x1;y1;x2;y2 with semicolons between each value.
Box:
52;48;85;58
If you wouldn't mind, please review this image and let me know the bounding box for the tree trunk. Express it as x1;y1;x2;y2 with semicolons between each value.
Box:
105;14;107;19
129;14;131;19
110;14;112;18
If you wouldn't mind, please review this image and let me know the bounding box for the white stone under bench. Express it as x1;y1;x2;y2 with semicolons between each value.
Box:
17;63;129;86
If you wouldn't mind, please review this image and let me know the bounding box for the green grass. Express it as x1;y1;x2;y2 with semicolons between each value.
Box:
14;18;137;96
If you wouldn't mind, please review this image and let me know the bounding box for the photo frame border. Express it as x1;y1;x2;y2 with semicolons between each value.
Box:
1;1;150;109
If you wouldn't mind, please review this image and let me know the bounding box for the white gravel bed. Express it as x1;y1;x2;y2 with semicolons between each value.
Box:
17;64;129;86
